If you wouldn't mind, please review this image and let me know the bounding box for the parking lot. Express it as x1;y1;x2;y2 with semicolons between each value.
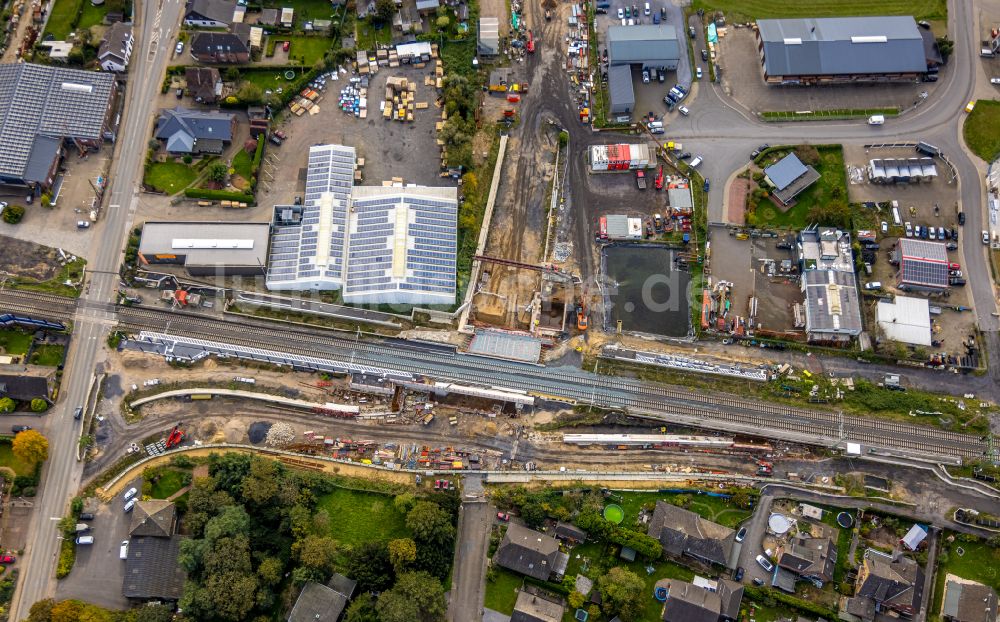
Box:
261;66;446;209
716;26;941;114
55;477;140;610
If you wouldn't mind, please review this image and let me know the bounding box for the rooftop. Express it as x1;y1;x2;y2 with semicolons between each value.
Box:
942;576;999;622
757;16;928;77
607;25;680;64
122;536;186;600
138;221;270;269
287;581;348;622
0;63;116;182
799;228;854;273
897;238;949;289
801;269;862;337
495;524;561;581
129;500;176;538
647;501;734;566
511;588;564;622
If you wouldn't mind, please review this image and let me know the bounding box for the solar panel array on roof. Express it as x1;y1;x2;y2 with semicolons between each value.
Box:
0;63;115;182
266;144;458;304
896;238;949;289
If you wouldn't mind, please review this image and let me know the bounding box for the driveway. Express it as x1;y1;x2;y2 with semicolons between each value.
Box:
54;477;139;610
734;493;773;586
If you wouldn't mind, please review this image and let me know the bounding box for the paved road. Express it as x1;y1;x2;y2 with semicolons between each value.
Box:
7;0;186;616
448;475;492;622
734;493;773;586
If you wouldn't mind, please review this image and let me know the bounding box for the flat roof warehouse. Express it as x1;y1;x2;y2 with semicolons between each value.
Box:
137;222;270;276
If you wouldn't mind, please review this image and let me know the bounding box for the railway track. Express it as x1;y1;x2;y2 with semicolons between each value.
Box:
116;305;988;460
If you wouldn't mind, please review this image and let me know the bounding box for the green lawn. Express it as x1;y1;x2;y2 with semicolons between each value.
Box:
238;68;302;92
279;36;334;65
691;0;945;23
483;567;523;615
78;1;108;30
316;488;409;546
29;344;65;367
43;0;83;40
0;442;37;476
263;0;339;23
0;329;33;356
753;145;847;230
11;258;86;298
963;100;1000;162
232;149;253;180
148;469;188;499
612;491;752;530
144;161;198;194
931;537;1000;618
355;20;392;50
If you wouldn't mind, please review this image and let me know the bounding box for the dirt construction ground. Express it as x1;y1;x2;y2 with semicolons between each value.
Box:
0;235;71;282
717;27;941;114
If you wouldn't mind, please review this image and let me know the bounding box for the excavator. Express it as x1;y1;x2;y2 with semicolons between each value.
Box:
576;301;589;331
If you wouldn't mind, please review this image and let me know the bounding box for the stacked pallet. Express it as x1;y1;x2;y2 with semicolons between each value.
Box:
384;76;416;122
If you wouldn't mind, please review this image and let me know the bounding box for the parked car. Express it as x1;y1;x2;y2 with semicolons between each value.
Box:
678;152;692;160
864;282;882;291
750;144;769;158
644;2;650;15
985;230;991;244
73;406;83;420
496;512;510;521
0;555;15;564
79;512;95;521
756;555;774;572
617;7;623;18
950;277;967;286
175;41;184;55
958;211;965;225
946;242;958;251
752;577;765;586
733;567;745;581
992;78;1000;85
120;541;129;559
689;25;696;38
76;536;94;545
966;101;976;113
905;221;913;237
880;221;888;234
695;66;703;79
282;40;290;52
949;262;960;269
657;68;665;82
124;499;136;513
76;221;90;229
703;177;710;192
689;155;703;168
123;487;138;501
735;527;747;542
677;105;689;116
11;425;30;433
642;69;650;83
701;49;708;61
624;6;630;17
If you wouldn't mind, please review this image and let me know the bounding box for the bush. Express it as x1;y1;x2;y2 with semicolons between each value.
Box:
2;205;25;224
30;398;48;412
56;538;75;578
183;155;193;164
183;188;256;205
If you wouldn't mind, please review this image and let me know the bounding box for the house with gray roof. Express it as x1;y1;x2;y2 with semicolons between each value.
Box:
184;67;223;103
511;588;565;622
287;574;356;622
776;534;838;587
660;578;743;622
755;16;930;84
98;22;134;72
763;152;820;206
846;549;924;621
122;536;186;601
647;501;735;568
129;500;177;538
0;63;118;189
190;30;250;63
801;269;862;343
155;107;235;154
0;374;52;402
184;0;237;27
138;221;270;276
942;577;999;622
494;524;567;581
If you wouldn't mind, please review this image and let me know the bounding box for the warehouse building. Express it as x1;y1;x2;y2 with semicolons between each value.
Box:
478;17;500;55
756;16;931;84
265;144;458;305
877;296;932;346
137;222;270;277
607;25;680;70
797;228;862;343
894;238;950;292
0;63;118;189
608;65;635;115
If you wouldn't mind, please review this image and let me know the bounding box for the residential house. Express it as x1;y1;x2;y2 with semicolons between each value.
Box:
647;501;735;567
510;588;565;622
845;549;924;621
190;31;250;63
184;0;237;27
416;0;440;13
0;63;118;189
776;533;837;588
494;523;568;581
660;578;743;622
942;577;999;622
184;67;223;103
0;374;51;402
98;22;134;72
155;107;236;154
763;152;820;206
122;500;185;601
287;573;357;622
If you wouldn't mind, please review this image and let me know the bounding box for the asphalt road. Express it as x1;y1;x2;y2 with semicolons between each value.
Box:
448;476;492;622
7;0;186;616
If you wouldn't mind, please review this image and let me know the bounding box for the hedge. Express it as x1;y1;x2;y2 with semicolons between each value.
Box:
184;188;256;205
250;137;266;190
742;585;838;619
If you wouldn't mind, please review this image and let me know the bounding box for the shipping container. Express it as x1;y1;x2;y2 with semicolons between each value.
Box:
589;143;652;171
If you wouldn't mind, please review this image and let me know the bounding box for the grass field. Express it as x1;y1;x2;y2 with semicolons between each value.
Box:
0;329;33;356
753;145;847;229
29;344;65;367
690;0;946;23
232;149;253;180
281;36;333;65
483;567;522;615
263;0;339;22
43;0;83;40
12;258;86;298
77;1;109;30
144;161;198;194
355;20;392;50
612;491;752;529
762;108;899;121
316;488;409;545
0;442;37;476
931;537;1000;617
963;100;1000;162
148;469;188;499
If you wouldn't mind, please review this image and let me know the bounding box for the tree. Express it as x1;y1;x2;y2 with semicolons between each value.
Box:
598;567;646;622
344;593;378;622
240;456;281;505
807;200;850;228
0;397;14;413
568;590;585;609
347;541;395;592
207;162;228;184
388;537;417;574
257;556;284;586
730;489;752;509
936;36;954;61
407;501;455;546
520;501;547;528
295;534;338;576
235;81;263;105
30;398;48;412
185;477;234;537
793;144;821;166
436;15;449;29
134;603;175;622
2;205;25;224
376;571;447;622
394;492;416;513
12;429;49;464
374;0;395;23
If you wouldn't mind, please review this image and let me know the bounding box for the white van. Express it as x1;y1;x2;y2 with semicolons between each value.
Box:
120;540;129;559
124;498;136;513
76;536;94;545
689;156;703;168
644;2;650;15
867;115;885;125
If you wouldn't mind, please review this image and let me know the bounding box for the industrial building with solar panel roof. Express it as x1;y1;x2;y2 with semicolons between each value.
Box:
266;143;459;305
